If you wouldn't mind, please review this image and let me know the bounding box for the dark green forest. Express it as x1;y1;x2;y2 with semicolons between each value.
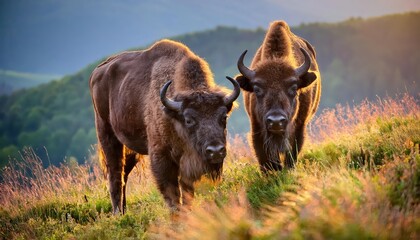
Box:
0;12;419;167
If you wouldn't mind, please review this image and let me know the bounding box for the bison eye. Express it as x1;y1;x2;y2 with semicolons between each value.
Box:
253;85;263;97
288;85;298;97
184;117;196;127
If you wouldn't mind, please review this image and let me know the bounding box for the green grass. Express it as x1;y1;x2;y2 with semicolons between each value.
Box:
0;95;419;239
246;170;297;210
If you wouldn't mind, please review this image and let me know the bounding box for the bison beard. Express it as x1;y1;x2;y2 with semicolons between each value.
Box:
263;131;291;168
234;20;321;172
90;39;239;214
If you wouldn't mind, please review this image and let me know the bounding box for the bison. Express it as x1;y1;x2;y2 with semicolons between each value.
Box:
234;21;321;172
89;39;240;213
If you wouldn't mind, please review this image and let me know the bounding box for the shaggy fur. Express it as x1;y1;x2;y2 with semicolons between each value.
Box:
90;39;238;213
236;21;321;172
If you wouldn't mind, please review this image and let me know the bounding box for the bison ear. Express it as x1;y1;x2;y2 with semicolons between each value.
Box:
298;71;317;89
163;107;184;121
235;75;253;92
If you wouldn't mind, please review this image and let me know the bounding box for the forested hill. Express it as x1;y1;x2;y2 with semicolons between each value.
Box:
0;12;419;167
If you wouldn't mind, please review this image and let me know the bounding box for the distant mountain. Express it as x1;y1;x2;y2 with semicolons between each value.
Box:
0;70;61;95
1;0;419;75
0;12;419;168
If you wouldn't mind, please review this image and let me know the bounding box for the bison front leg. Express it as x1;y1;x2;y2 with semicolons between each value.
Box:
284;148;297;169
96;119;124;214
252;131;282;172
122;152;139;214
150;150;181;212
180;178;194;207
285;125;305;169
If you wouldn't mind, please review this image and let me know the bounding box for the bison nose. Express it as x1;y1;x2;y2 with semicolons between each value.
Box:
205;144;226;163
266;115;288;133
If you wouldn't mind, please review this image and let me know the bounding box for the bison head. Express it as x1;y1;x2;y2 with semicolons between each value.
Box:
160;77;240;164
235;48;317;138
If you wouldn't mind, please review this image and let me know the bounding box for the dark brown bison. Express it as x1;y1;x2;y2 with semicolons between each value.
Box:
235;21;321;172
89;39;240;213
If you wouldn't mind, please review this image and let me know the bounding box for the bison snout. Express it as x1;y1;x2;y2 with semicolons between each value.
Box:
205;144;226;163
266;114;288;134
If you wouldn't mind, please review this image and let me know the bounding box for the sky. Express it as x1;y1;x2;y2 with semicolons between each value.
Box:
1;0;419;74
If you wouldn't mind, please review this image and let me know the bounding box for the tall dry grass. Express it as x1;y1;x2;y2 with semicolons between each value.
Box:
309;93;419;143
0;148;99;216
0;147;156;217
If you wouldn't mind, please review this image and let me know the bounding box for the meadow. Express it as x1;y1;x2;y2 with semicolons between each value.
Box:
1;93;419;239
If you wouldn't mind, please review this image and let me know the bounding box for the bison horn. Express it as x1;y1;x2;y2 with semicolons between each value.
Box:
295;48;312;77
237;50;255;80
160;80;182;112
224;76;241;105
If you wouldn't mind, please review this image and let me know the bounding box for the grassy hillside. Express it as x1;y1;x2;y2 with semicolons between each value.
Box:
0;12;419;167
0;94;418;239
0;69;61;95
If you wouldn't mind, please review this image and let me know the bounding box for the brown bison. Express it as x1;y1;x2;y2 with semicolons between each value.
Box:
235;21;321;172
89;39;240;213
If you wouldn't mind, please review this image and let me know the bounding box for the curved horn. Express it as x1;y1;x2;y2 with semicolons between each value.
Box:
295;47;312;77
224;76;241;105
160;80;182;112
237;50;255;79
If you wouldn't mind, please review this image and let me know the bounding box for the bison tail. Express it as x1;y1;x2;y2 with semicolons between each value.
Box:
97;144;143;179
123;146;144;181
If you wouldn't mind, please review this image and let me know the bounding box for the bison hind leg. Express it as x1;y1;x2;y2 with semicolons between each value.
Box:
105;146;124;214
95;120;124;214
122;146;142;213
